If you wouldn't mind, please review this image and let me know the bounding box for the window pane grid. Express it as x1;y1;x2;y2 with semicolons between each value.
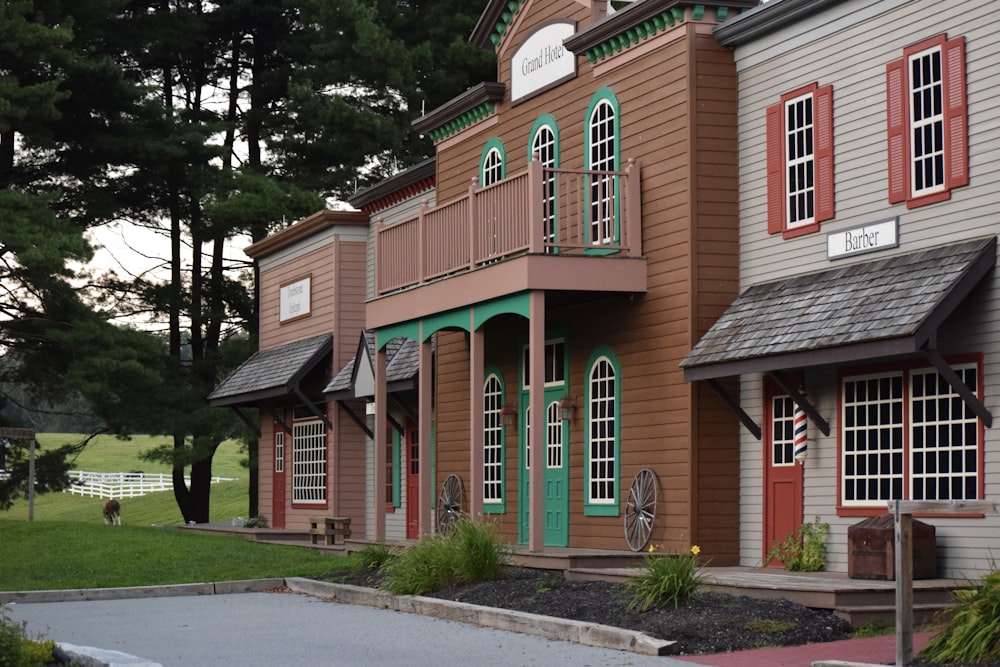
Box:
292;420;326;503
589;100;615;245
909;46;945;195
483;375;503;503
274;432;284;473
784;93;815;227
842;374;904;504
910;366;978;501
532;126;557;251
772;396;795;466
546;402;562;469
588;358;616;503
482;147;503;187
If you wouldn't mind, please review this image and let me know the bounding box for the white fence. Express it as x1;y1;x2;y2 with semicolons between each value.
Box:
64;471;237;499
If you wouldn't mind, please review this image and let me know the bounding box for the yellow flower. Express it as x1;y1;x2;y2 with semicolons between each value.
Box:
648;544;657;553
690;545;701;556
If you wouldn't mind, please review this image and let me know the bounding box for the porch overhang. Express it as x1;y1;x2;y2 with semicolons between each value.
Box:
682;236;997;436
366;253;647;330
208;333;332;408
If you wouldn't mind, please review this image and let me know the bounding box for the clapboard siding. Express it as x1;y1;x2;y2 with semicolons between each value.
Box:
730;0;1000;577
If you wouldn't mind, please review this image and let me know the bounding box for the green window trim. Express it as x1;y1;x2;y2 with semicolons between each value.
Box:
527;114;561;166
584;345;621;516
480;136;507;186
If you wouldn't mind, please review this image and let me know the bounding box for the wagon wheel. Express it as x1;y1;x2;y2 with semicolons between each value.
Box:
624;468;658;552
436;474;464;535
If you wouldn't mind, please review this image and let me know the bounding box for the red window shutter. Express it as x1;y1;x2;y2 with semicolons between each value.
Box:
943;35;968;190
885;58;908;204
766;103;784;235
814;84;835;223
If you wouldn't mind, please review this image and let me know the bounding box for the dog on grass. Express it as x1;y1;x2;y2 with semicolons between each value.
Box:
103;499;122;525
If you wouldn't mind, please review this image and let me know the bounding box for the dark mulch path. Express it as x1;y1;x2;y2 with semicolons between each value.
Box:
312;566;855;656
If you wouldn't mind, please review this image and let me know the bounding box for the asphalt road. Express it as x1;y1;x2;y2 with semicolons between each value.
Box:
7;592;698;666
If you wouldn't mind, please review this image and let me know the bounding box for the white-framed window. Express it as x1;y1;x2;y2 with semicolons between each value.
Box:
275;431;284;473
588;98;616;244
587;355;617;506
840;362;981;508
292;419;326;503
546;401;563;469
483;373;504;504
522;339;566;389
482;146;504;186
785;93;815;228
886;33;967;208
766;83;834;238
531;121;558;249
771;396;796;466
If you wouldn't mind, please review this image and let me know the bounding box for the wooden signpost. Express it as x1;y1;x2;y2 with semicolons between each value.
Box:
888;500;1000;666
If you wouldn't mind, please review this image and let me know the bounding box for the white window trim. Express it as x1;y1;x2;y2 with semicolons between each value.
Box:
587;356;617;505
483;374;504;504
907;44;946;198
292;419;326;504
784;92;816;230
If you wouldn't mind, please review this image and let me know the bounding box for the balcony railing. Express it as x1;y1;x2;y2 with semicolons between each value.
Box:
375;158;641;296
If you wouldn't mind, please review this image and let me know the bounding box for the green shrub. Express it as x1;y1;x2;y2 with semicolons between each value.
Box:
242;515;269;528
0;606;53;667
381;518;510;595
353;541;398;572
764;517;828;572
0;609;27;667
625;545;705;612
920;569;1000;665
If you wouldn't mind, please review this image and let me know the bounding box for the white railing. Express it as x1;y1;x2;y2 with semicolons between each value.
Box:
63;470;237;499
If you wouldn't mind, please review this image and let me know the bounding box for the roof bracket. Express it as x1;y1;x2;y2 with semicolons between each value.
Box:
268;408;293;435
923;349;993;428
336;400;374;439
768;370;831;436
294;387;333;430
707;378;762;440
230;407;262;438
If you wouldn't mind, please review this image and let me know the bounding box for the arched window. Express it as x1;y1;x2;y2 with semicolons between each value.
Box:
585;348;620;514
585;89;620;245
480;138;506;186
483;372;504;509
530;115;560;250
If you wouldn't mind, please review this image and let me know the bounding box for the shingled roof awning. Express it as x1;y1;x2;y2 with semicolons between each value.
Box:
208;333;332;407
682;236;997;437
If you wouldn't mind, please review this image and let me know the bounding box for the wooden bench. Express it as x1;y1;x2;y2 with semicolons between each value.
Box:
309;517;351;545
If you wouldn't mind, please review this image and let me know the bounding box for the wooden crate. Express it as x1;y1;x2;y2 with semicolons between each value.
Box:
848;514;936;580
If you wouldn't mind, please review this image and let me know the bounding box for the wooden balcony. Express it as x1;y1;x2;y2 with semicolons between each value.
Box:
369;159;646;328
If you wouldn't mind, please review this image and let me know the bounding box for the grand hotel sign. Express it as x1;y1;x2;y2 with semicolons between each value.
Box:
511;21;576;103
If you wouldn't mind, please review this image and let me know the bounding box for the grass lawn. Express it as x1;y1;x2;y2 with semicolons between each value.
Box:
5;433;250;526
0;433;351;594
0;520;346;591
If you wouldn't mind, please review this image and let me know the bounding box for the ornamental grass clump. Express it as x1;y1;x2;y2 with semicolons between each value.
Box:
626;545;706;612
381;517;510;596
919;568;1000;665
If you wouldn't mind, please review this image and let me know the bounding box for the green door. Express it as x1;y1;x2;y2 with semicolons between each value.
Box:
518;390;569;546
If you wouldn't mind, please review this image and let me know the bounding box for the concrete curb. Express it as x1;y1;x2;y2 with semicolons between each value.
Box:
0;578;285;604
5;577;674;660
284;577;677;656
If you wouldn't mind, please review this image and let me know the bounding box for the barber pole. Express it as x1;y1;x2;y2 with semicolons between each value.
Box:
793;401;808;463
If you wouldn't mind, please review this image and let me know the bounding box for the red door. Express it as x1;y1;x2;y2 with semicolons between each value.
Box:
763;386;803;565
405;421;419;539
272;427;286;529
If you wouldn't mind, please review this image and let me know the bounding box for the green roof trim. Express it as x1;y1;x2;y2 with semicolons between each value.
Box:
582;5;746;64
427;102;497;143
490;0;528;49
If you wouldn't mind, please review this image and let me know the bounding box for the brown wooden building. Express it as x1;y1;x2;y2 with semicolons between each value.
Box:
366;0;755;560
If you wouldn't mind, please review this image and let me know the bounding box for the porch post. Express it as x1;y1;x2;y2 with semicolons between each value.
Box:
373;336;387;541
419;329;433;535
469;318;485;521
527;155;544;255
528;291;546;552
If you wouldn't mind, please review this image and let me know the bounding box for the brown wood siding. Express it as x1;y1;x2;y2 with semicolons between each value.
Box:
259;244;337;351
428;7;740;557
